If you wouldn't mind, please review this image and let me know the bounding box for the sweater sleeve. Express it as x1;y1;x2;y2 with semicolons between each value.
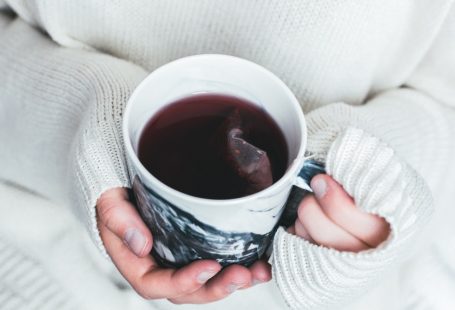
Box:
0;15;147;256
271;5;455;310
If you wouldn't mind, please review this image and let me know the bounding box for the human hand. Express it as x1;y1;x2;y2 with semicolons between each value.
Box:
288;174;390;252
96;188;271;304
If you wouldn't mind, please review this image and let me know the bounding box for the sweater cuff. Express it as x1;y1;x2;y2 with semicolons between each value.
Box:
272;127;433;309
71;124;131;259
69;64;147;258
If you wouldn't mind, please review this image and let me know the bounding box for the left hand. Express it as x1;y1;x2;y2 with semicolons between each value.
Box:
288;174;391;252
97;188;271;304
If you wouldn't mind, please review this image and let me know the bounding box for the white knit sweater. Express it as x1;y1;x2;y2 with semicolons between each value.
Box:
1;1;455;309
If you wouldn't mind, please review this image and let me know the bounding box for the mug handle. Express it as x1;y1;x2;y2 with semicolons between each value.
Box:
295;156;326;191
276;157;326;229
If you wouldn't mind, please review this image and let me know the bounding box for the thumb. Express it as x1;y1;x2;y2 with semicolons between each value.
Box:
97;188;153;257
310;174;390;247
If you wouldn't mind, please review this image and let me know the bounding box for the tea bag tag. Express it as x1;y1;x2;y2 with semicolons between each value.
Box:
213;108;274;196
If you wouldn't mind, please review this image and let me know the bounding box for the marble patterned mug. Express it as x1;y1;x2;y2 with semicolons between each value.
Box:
123;54;323;268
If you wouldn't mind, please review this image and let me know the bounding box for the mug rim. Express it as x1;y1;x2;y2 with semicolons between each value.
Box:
123;54;307;206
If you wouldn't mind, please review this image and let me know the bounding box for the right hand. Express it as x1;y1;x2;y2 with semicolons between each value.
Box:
96;188;271;304
288;174;390;252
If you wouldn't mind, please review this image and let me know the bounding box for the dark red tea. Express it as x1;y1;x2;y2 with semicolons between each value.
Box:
138;93;288;199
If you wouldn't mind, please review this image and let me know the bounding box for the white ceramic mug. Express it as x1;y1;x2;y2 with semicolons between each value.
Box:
123;54;324;268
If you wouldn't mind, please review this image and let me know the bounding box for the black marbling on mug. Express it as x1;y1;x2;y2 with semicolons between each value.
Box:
132;159;325;268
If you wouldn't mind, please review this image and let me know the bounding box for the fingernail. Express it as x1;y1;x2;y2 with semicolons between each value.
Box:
124;228;147;256
311;178;327;199
197;270;217;284
227;283;244;293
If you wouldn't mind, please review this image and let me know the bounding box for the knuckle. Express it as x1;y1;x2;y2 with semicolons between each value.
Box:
227;265;249;277
298;195;316;216
312;236;328;247
303;194;317;206
174;277;197;295
98;201;119;228
309;232;333;247
293;220;307;238
134;286;152;300
212;287;229;300
168;298;185;305
323;201;337;216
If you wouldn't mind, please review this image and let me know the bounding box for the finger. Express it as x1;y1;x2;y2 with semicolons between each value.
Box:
99;222;222;299
171;260;271;305
248;259;272;286
293;218;315;243
142;260;222;299
286;225;296;234
298;195;370;252
98;221;155;280
97;188;153;257
169;264;252;304
311;174;390;247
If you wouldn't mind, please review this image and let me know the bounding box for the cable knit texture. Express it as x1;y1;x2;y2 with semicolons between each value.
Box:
1;1;455;309
273;128;433;309
0;237;77;310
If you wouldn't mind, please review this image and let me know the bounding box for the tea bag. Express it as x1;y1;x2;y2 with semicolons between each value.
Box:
214;109;273;195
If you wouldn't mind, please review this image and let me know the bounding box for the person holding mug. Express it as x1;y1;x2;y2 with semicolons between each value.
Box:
0;1;454;309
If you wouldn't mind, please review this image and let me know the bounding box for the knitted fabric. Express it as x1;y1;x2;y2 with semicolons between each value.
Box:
272;128;433;309
1;1;455;309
